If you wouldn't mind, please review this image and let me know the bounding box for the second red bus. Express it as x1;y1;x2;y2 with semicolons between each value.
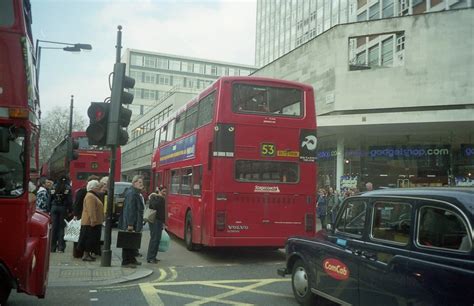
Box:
151;76;317;250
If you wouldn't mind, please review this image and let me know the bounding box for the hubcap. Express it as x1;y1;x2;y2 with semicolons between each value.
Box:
293;266;308;297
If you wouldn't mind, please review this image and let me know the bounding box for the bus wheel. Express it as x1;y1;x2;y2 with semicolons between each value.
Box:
185;212;196;251
0;278;12;305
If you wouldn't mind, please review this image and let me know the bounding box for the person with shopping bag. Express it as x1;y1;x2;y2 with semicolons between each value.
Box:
77;180;104;261
146;186;167;264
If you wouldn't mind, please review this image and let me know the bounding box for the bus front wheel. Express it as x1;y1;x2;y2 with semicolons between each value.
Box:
185;212;196;251
0;277;12;305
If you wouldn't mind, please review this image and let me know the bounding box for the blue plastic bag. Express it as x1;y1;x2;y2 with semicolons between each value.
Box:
159;229;170;252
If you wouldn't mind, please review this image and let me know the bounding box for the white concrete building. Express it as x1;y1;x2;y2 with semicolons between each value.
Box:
253;8;474;190
256;0;472;67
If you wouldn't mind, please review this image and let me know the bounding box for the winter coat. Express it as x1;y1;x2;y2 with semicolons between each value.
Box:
148;193;166;223
118;187;144;232
36;186;50;212
81;191;104;227
317;195;328;217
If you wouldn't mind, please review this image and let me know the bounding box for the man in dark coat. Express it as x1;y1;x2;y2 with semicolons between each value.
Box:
118;175;145;268
146;186;167;264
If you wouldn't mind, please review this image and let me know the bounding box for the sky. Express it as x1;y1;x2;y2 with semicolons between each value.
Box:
32;0;257;121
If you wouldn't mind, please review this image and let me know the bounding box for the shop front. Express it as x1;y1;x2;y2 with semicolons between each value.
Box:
317;133;474;192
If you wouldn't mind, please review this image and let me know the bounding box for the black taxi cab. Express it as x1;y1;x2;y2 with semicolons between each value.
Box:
278;188;474;306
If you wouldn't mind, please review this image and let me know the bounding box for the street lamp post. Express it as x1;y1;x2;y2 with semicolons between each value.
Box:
35;39;92;180
35;39;92;87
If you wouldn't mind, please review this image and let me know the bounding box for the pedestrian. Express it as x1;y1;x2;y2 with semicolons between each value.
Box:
146;186;167;264
326;186;340;224
35;177;50;213
118;175;145;268
365;182;374;192
50;177;72;253
73;175;100;219
316;188;328;231
77;180;104;261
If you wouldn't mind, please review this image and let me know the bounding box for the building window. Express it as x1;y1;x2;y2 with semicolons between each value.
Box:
193;63;205;74
368;45;379;66
144;56;156;68
131;54;143;66
369;2;380;20
357;10;367;21
144;72;155;84
158;75;170;85
382;37;394;66
399;0;409;15
356;51;367;65
396;33;405;51
182;62;193;72
169;60;181;71
382;0;394;17
157;58;169;70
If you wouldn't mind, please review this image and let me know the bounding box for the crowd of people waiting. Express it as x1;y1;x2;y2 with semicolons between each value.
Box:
316;182;374;230
33;174;166;267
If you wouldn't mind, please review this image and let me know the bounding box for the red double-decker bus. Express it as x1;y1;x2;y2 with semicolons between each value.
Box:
151;76;317;250
0;0;50;303
47;131;121;196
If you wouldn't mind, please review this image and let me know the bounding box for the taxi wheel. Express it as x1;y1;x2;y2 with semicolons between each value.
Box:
292;259;316;306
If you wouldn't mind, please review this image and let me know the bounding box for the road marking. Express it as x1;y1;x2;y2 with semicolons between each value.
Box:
167;267;178;281
139;283;164;306
186;279;278;306
152;288;251;306
90;298;99;301
89;290;97;293
140;278;291;305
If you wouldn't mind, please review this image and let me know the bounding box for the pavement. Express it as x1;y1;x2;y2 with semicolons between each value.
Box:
48;228;154;287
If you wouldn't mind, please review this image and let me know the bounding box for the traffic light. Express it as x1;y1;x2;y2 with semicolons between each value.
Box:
107;62;135;146
86;102;110;146
71;138;79;160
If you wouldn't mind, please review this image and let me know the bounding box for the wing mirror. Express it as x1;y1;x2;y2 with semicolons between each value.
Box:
326;223;333;232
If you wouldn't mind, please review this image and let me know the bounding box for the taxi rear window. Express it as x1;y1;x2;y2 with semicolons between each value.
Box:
417;206;472;252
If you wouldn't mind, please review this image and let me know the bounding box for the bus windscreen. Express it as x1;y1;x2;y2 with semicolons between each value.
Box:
232;83;303;117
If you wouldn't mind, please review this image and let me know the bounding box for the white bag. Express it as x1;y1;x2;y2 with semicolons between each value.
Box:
64;219;81;242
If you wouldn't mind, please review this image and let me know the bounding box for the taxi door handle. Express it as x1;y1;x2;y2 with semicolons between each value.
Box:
361;251;377;260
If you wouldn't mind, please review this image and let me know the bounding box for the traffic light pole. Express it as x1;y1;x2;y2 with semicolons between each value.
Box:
67;95;74;173
101;26;122;267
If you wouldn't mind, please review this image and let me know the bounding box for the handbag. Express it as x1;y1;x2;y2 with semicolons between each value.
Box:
158;229;170;252
143;206;157;223
64;219;81;242
116;231;142;249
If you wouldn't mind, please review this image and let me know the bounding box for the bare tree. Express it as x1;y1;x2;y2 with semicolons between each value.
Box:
39;106;86;165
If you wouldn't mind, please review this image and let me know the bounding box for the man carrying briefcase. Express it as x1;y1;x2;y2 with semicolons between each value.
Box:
118;175;145;268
